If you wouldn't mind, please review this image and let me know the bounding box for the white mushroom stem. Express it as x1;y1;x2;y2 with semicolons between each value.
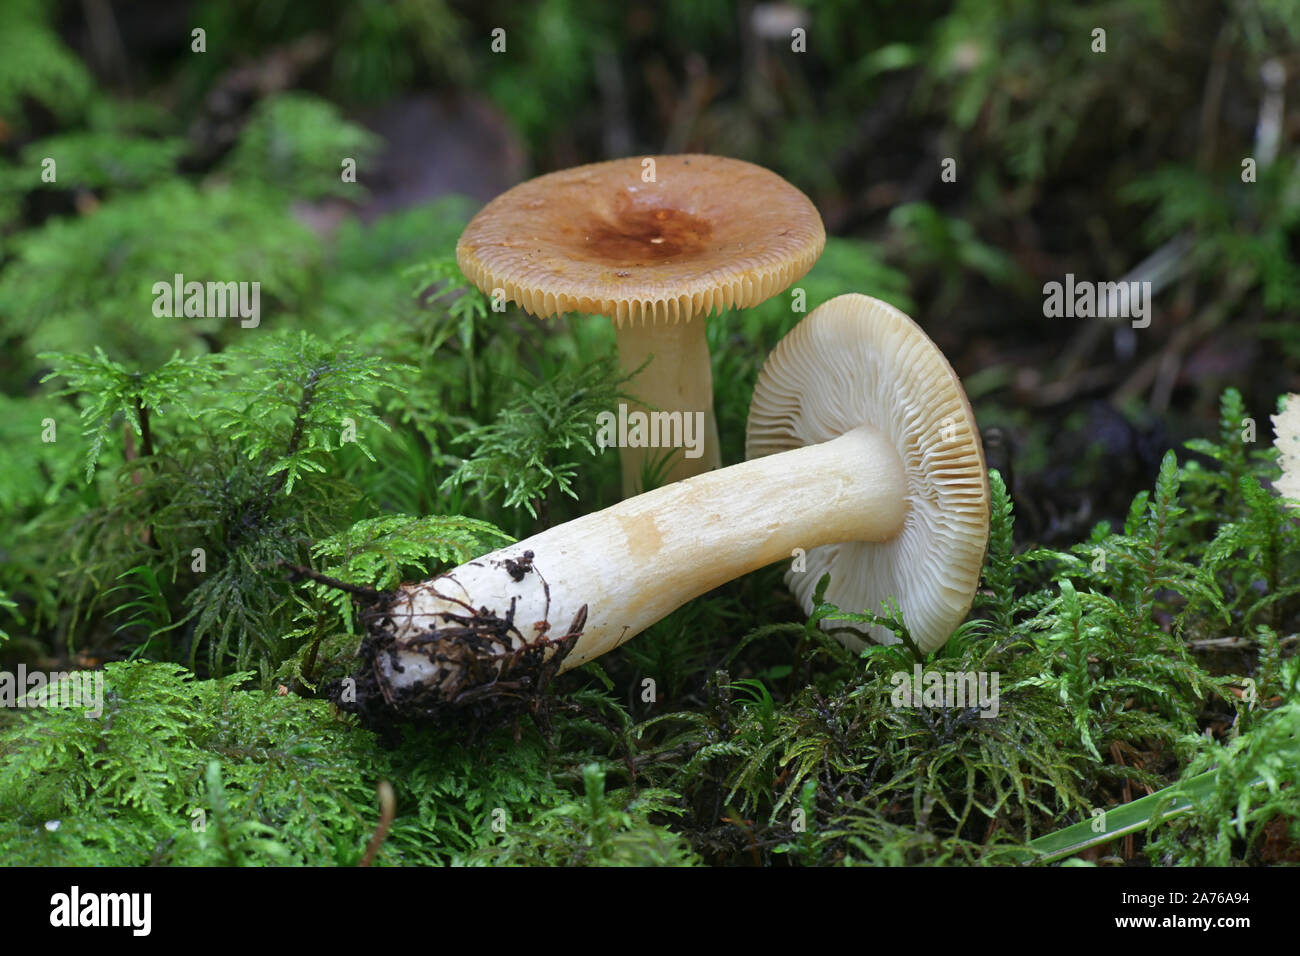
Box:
613;318;721;495
379;424;907;699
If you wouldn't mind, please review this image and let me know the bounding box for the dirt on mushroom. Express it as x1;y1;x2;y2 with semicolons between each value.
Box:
329;558;588;734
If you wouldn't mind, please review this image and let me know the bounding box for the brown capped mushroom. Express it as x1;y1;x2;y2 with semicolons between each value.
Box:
343;294;989;722
456;154;825;495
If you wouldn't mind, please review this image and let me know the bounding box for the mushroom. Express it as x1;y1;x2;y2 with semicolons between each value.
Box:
346;294;988;722
456;154;825;495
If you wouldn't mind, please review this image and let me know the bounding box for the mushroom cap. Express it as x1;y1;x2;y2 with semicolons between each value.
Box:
456;155;825;325
745;294;990;655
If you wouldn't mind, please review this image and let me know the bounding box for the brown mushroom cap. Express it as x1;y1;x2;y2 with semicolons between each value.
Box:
745;294;991;655
456;154;826;324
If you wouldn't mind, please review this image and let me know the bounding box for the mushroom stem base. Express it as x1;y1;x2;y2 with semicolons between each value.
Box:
332;582;588;728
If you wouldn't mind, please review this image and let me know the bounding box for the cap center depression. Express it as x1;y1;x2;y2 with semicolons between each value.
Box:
567;198;713;264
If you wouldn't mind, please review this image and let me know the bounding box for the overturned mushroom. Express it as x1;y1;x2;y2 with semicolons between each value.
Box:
340;294;988;724
456;154;825;494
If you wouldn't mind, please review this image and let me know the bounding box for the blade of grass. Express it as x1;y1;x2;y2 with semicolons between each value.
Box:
1014;767;1263;864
